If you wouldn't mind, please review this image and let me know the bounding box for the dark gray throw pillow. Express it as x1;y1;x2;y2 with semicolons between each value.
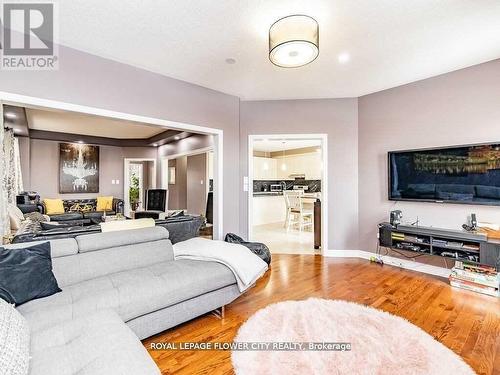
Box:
0;242;61;306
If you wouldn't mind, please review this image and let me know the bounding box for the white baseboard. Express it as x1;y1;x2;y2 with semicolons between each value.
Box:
323;249;451;279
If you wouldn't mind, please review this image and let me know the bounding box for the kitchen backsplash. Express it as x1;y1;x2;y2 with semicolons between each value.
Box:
253;179;321;192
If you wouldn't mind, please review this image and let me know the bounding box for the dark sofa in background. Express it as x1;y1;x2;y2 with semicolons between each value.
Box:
12;214;204;244
40;198;125;225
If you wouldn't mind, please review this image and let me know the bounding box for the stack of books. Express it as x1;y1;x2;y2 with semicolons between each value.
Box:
391;232;405;241
450;261;499;297
404;235;427;243
432;239;448;247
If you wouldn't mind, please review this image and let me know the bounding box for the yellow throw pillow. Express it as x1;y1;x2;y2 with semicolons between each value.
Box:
96;196;113;211
43;199;65;215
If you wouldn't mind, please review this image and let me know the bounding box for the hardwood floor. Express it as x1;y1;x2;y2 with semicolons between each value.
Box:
143;254;500;375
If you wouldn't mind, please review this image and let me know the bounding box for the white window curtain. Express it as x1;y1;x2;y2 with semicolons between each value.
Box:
0;104;24;239
0;104;8;239
3;129;24;204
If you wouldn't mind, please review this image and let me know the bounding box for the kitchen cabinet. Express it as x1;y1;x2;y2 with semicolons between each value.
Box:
252;195;286;225
276;153;322;180
253;157;277;180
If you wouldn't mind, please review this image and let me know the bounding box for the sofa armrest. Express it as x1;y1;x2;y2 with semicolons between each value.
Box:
113;198;124;214
17;203;45;214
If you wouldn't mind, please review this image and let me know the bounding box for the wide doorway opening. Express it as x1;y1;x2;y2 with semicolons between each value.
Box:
0;92;224;240
161;147;214;238
248;134;328;255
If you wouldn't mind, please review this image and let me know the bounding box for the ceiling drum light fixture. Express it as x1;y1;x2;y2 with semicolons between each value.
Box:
269;15;319;68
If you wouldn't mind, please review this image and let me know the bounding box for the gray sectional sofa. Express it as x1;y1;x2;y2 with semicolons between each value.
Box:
6;226;241;374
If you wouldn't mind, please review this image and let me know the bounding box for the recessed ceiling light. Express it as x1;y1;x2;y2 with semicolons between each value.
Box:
338;52;350;64
4;112;17;119
269;15;319;68
153;143;158;147
174;136;180;140
225;58;236;65
77;140;84;144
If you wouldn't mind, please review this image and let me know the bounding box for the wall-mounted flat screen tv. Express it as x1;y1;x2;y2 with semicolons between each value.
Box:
388;143;500;206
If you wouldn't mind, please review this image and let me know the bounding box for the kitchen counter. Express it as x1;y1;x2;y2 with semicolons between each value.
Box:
253;191;321;199
253;191;283;196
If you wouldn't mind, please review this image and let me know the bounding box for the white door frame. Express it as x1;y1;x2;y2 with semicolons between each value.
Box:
0;91;224;240
124;158;157;217
248;134;328;254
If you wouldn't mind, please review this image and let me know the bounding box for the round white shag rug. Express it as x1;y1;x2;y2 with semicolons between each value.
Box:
232;298;475;375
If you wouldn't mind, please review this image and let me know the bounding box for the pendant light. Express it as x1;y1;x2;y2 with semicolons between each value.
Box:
281;143;287;171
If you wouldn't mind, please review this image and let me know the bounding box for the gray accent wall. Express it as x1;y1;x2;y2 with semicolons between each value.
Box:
358;59;500;254
240;99;359;250
187;153;208;216
168;157;187;210
24;138;156;200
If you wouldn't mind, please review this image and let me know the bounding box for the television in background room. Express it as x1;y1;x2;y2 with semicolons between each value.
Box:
388;143;500;206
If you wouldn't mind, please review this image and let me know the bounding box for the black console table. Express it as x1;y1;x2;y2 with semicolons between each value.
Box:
378;222;500;270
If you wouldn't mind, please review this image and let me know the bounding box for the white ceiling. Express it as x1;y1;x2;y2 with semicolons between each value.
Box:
57;1;500;100
26;108;165;139
253;139;321;152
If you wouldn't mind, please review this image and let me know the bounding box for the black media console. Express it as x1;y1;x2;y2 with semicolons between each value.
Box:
378;222;500;270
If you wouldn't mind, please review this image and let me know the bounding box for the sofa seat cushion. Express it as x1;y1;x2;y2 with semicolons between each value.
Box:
48;212;83;221
17;259;236;332
29;310;159;375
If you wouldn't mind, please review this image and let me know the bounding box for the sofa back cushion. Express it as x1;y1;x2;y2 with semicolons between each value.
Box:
63;198;97;212
53;227;173;287
0;299;30;375
4;238;78;258
475;185;500;200
76;226;168;252
96;196;114;211
43;199;65;215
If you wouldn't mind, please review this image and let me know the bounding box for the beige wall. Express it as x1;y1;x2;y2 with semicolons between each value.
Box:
240;99;359;250
187;153;208;216
17;137;30;188
168;156;187;209
24;138;156;200
358;59;500;254
165;153;207;214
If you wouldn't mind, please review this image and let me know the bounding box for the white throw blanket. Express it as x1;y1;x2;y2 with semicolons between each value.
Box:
173;237;268;292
